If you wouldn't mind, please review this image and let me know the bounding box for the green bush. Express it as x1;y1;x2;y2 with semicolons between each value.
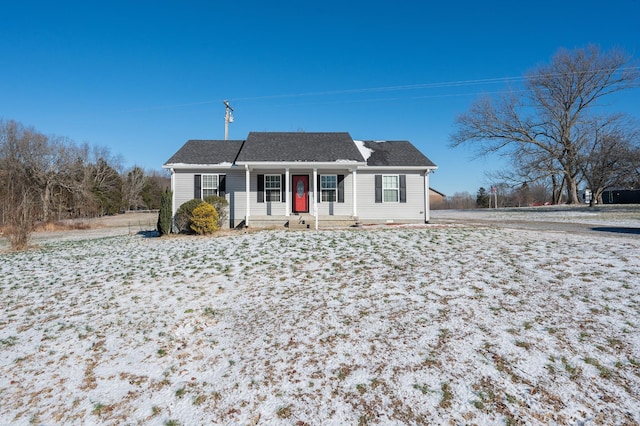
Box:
175;199;204;233
156;189;173;236
204;195;229;229
190;203;219;234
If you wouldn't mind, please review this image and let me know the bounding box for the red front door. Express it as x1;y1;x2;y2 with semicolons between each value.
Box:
292;175;309;213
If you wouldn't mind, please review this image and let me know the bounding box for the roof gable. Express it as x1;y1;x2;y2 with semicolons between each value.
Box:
361;141;436;167
236;132;366;163
165;140;244;165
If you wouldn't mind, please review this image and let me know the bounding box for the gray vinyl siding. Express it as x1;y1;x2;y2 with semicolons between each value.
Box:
172;168;241;228
173;170;199;212
249;169;286;216
356;170;426;222
316;169;353;216
224;169;247;227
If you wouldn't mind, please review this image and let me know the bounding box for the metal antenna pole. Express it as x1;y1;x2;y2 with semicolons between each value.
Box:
224;100;234;140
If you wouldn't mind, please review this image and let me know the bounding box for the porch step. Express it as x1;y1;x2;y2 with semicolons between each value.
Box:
288;216;316;230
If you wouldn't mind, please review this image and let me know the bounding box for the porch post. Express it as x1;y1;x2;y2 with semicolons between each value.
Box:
352;168;358;218
245;165;251;227
285;168;290;217
170;168;176;232
313;168;318;230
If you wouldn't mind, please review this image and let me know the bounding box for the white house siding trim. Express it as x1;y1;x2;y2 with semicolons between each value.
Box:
285;168;290;217
170;168;176;217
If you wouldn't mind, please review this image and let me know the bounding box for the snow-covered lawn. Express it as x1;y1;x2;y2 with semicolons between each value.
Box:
431;205;640;228
1;222;639;424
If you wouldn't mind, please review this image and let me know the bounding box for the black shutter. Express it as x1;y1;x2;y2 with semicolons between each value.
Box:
281;174;286;203
194;174;202;199
338;175;344;203
399;175;407;203
218;175;226;198
257;174;264;203
375;175;382;203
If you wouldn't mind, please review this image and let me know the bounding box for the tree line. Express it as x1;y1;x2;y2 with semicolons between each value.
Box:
431;183;551;210
451;45;640;206
0;118;169;249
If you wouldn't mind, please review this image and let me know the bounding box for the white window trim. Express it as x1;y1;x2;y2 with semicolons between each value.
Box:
265;174;281;202
382;174;400;203
202;174;219;198
320;174;337;203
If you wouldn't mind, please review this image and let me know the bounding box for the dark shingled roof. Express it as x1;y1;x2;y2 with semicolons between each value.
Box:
164;140;244;165
362;141;436;167
236;132;366;162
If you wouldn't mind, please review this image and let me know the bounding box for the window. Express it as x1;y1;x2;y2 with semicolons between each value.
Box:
383;175;399;203
375;174;406;203
320;175;337;202
202;174;219;198
265;174;281;202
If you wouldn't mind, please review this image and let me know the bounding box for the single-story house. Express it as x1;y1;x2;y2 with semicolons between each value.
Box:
163;132;437;229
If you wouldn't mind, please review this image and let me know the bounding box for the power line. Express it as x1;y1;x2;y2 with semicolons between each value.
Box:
228;76;529;102
121;67;640;113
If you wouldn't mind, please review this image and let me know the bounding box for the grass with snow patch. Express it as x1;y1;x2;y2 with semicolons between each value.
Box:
0;226;639;424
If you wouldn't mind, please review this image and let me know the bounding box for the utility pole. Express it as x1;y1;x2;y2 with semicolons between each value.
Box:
224;100;234;140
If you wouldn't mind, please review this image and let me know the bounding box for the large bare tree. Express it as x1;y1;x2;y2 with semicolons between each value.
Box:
122;166;146;211
0;120;45;249
579;115;640;205
451;46;639;204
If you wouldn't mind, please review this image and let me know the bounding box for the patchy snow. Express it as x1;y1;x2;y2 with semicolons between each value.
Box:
354;140;374;162
432;206;640;228
1;217;640;424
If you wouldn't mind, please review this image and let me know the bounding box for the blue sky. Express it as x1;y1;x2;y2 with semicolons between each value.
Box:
1;0;639;196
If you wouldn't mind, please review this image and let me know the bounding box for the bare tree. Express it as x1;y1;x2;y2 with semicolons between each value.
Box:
444;192;475;209
122;166;146;211
0;120;43;249
451;45;639;204
580;115;640;206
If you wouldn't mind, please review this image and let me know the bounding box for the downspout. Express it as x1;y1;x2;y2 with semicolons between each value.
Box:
352;168;358;219
245;165;251;227
424;169;432;223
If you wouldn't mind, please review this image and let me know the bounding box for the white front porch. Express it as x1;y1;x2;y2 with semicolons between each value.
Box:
242;164;359;229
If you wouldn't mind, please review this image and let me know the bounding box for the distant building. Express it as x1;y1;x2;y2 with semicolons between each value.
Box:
601;189;640;204
429;188;446;209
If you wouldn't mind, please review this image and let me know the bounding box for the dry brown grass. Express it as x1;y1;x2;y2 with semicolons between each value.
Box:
33;220;93;232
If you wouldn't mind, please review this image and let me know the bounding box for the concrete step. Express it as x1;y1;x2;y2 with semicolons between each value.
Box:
288;216;316;230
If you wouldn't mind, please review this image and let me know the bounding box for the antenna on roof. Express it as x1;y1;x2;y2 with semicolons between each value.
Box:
224;100;234;140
